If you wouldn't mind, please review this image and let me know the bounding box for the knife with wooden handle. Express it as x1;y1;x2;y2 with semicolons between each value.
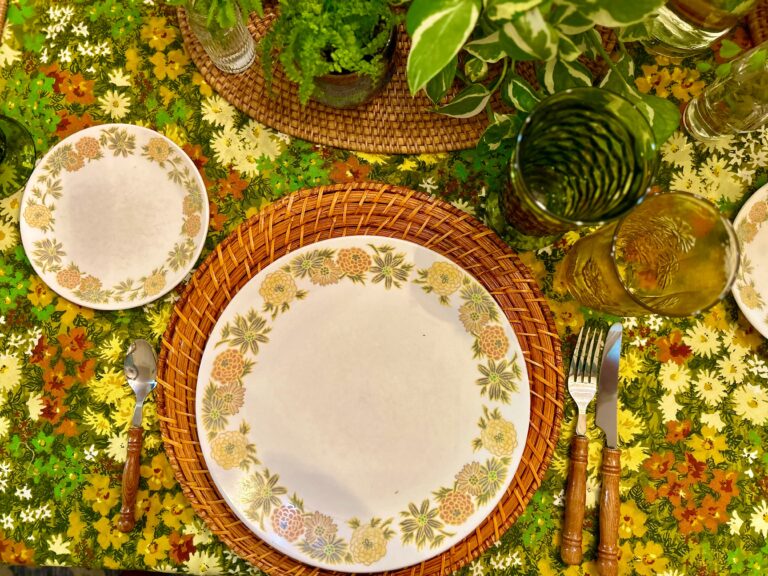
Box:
595;322;622;576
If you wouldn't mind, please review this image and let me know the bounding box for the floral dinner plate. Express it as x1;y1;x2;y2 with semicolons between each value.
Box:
196;236;530;573
733;182;768;338
20;124;208;310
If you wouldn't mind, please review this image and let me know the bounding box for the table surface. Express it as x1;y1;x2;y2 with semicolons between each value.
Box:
1;2;767;576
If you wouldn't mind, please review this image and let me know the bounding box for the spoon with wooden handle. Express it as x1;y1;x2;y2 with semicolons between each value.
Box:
117;339;157;533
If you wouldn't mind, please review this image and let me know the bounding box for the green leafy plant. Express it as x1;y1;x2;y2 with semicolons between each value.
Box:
165;0;263;31
405;0;681;150
262;0;402;105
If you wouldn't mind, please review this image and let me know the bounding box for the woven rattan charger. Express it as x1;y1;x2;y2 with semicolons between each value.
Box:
156;182;565;576
177;6;502;154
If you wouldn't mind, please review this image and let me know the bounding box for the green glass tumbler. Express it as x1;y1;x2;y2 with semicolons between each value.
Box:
0;114;36;198
500;88;659;249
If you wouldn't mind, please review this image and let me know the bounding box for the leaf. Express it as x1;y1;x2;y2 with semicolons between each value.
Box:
464;56;489;82
569;0;665;26
501;71;541;112
557;34;582;62
477;113;522;153
406;0;482;93
485;0;544;21
550;4;595;34
617;21;651;41
464;31;507;63
716;62;732;78
425;56;458;103
748;48;767;72
719;39;742;59
543;57;592;94
499;8;559;62
638;93;680;145
435;83;491;118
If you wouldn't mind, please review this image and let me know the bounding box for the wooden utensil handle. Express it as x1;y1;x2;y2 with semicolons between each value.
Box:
597;447;621;576
561;434;589;565
117;426;144;533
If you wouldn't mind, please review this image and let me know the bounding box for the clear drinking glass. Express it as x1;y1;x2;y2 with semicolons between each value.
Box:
643;0;758;57
499;88;658;249
0;114;36;198
562;193;740;317
187;1;256;74
684;41;768;141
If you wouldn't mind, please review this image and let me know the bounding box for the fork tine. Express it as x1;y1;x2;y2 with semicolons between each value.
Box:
568;325;588;379
586;326;606;381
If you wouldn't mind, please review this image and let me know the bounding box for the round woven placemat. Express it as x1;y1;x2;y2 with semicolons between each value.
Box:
0;0;7;35
748;0;768;44
178;7;501;154
156;182;565;576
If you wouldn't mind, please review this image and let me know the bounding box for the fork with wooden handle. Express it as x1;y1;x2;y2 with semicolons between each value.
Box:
561;324;606;565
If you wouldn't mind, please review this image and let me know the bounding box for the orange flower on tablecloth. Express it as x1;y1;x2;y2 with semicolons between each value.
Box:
76;357;96;383
60;72;95;105
183;143;209;169
676;453;709;485
688;426;728;464
55;418;79;437
140;16;178;52
55;110;97;140
330;156;372;183
169;531;196;564
0;534;35;565
58;327;92;362
643;452;675;480
635;65;673;98
654;471;688;507
655;330;692;365
633;541;669;575
700;494;730;532
674;499;705;535
140;453;177;491
43;360;74;398
217;170;249;200
41;395;68;425
709;469;740;501
665;420;692;443
209;201;227;231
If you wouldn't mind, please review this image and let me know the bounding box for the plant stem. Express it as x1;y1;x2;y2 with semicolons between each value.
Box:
589;30;629;86
489;59;508;93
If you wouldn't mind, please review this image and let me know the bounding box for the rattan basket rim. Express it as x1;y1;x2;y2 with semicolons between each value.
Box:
747;0;768;45
156;182;565;576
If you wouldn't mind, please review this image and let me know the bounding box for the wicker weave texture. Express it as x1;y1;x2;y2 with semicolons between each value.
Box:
0;0;7;36
177;7;501;154
156;183;565;576
748;0;768;44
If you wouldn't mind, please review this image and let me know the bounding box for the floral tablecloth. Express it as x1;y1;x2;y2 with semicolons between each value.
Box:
0;2;767;575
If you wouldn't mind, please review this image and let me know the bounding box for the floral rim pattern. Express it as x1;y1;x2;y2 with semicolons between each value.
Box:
734;182;768;335
20;124;207;308
197;239;528;570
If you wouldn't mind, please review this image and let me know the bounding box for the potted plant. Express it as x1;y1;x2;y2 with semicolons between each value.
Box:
166;0;263;74
404;0;681;150
262;0;402;108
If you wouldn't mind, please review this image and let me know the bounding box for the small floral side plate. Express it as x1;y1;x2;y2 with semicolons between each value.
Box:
19;124;208;310
734;182;768;338
196;236;530;573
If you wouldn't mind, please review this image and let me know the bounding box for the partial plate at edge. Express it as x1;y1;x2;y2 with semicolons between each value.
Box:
733;182;768;338
195;236;531;573
19;123;209;310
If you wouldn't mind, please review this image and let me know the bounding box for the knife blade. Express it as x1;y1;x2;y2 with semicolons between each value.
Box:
595;322;622;576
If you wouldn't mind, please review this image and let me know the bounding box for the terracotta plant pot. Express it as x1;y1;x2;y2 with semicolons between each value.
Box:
310;26;398;109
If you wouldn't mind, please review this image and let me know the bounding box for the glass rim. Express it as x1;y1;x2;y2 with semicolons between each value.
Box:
511;87;659;228
608;191;741;317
